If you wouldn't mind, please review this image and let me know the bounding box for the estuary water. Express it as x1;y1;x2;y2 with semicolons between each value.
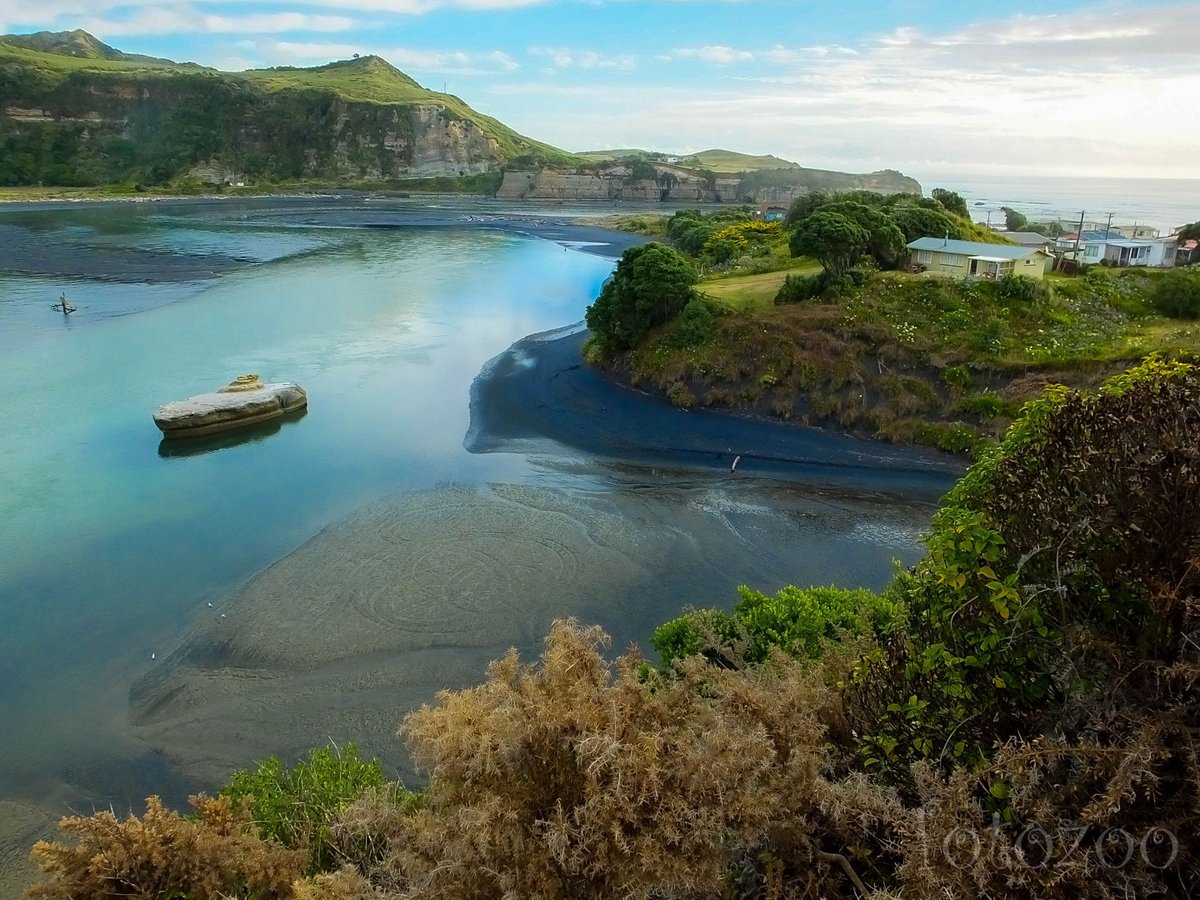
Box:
0;198;954;867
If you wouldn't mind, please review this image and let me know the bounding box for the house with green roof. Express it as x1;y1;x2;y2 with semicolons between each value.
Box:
907;237;1052;281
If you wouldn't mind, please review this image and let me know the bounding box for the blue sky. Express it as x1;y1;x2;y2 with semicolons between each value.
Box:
3;0;1197;179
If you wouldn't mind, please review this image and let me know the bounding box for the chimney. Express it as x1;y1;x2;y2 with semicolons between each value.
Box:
943;232;949;247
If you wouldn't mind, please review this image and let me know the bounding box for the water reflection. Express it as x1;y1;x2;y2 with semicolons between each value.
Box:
157;408;308;458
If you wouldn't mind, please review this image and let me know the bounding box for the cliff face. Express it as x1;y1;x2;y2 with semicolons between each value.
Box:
0;37;572;186
497;165;922;204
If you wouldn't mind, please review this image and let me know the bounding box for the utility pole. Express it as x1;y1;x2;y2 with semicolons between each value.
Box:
1073;209;1086;271
1105;211;1115;237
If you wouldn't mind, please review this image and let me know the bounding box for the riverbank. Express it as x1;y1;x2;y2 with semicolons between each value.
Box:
467;326;964;495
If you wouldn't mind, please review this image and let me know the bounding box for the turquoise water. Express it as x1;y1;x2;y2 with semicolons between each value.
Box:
0;203;614;801
0;199;941;815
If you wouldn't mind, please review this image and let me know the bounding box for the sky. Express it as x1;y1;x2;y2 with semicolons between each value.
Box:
2;0;1198;180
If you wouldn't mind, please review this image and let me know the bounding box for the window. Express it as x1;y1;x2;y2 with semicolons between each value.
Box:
1085;244;1101;258
940;253;964;266
917;250;932;264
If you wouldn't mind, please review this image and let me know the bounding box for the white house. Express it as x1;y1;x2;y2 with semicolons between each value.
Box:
1079;236;1178;268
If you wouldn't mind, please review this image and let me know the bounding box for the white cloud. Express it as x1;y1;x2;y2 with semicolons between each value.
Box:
75;7;358;36
239;39;520;76
492;3;1200;178
528;45;635;70
670;45;754;65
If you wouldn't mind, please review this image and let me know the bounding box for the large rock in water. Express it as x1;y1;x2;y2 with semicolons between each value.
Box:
154;374;307;439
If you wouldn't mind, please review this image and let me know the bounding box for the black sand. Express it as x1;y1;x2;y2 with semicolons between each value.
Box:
467;326;965;497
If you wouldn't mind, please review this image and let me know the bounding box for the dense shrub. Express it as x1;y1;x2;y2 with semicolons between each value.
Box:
666;297;715;348
651;583;903;669
28;795;302;900
775;269;862;303
223;743;388;873
394;621;883;899
857;357;1200;777
991;273;1051;305
1149;268;1200;319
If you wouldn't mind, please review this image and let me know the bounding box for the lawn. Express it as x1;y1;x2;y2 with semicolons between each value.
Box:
698;262;821;311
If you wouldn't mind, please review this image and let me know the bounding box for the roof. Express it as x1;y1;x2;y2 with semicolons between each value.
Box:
907;237;1045;260
1081;230;1122;241
1004;231;1052;245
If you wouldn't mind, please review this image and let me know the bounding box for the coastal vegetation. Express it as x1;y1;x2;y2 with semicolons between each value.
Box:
586;192;1200;455
28;359;1200;898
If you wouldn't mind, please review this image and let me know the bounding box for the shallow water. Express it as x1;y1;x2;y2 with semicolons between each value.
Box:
0;198;946;820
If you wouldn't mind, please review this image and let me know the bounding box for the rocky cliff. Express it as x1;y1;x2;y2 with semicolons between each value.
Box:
497;164;922;204
0;32;577;187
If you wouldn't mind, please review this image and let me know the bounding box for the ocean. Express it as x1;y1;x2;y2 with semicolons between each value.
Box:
914;174;1200;235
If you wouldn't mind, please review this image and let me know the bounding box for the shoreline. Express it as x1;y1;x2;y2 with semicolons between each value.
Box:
467;326;965;497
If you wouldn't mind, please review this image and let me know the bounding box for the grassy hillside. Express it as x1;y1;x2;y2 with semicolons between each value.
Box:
0;28;195;68
620;266;1197;454
239;56;580;166
0;32;580;187
580;147;802;173
685;148;802;173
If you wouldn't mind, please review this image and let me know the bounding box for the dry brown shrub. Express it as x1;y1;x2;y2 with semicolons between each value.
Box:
895;722;1200;899
293;867;379;900
389;620;895;900
28;794;303;900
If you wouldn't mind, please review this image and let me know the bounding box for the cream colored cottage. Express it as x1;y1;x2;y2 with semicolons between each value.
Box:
907;237;1051;280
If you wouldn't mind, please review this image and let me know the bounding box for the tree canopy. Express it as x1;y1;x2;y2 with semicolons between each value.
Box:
789;200;906;274
931;187;971;219
584;242;698;353
1002;206;1028;231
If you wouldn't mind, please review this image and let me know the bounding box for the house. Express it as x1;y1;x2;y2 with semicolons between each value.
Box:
907;237;1051;281
1115;224;1160;240
757;203;787;222
1076;234;1178;268
1176;239;1199;266
1079;222;1160;240
1003;231;1054;248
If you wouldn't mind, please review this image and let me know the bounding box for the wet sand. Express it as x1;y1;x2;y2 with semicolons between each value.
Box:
0;802;53;898
468;325;965;496
130;479;935;788
0;196;646;283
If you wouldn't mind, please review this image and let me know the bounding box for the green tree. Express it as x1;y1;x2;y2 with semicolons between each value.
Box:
1178;221;1200;242
783;190;829;227
585;243;698;353
817;199;907;270
887;205;967;243
1002;206;1028;231
931;187;971;219
1149;268;1200;319
788;209;871;276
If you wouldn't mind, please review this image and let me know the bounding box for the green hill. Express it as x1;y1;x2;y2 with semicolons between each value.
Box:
0;31;580;188
685;148;802;173
580;148;802;172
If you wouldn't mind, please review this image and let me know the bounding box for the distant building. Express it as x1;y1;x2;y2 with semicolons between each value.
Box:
1002;231;1054;248
1081;221;1160;240
907;237;1050;280
1071;234;1178;268
757;203;787;222
1177;239;1199;266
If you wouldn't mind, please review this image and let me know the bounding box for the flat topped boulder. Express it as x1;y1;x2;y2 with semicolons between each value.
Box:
154;374;307;439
